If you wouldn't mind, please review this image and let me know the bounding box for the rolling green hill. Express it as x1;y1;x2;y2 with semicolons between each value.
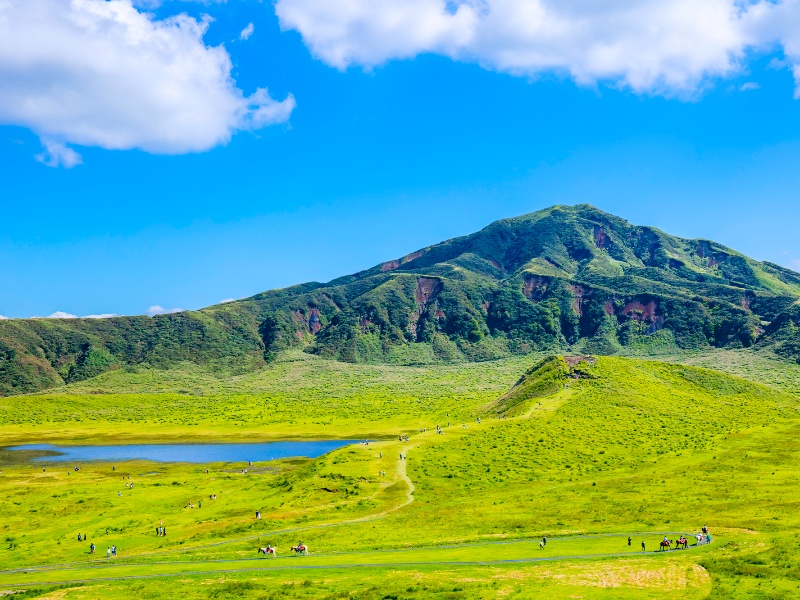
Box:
3;204;800;396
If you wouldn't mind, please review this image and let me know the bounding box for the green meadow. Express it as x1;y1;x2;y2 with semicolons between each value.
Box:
2;351;800;598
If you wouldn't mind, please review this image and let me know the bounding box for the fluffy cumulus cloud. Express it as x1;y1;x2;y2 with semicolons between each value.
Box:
0;0;295;166
275;0;800;95
147;305;185;316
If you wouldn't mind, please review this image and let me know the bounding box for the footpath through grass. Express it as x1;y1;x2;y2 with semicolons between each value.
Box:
1;353;800;598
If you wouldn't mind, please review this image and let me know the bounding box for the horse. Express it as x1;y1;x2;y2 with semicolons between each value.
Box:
291;544;309;556
675;537;688;549
258;546;277;558
659;539;672;551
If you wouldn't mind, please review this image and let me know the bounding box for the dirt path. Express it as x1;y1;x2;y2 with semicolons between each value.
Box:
0;534;712;588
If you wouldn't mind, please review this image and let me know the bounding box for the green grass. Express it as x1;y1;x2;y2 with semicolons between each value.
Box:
0;351;540;444
2;351;800;598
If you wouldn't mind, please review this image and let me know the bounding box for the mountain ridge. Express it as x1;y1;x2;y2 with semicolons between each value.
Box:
2;204;799;395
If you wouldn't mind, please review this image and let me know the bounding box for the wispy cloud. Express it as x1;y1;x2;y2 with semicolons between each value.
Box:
240;22;254;41
740;81;760;91
220;298;236;304
147;305;185;316
83;314;118;319
0;315;8;320
35;140;82;169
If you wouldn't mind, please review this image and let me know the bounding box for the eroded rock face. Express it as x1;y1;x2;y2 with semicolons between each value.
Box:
569;285;591;316
308;308;322;334
291;306;322;336
620;300;664;333
594;226;609;249
523;274;551;301
380;250;426;272
695;241;725;267
407;277;444;340
381;260;400;272
415;277;443;307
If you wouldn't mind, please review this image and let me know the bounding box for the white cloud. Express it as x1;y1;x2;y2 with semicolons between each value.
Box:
220;298;236;303
47;311;79;319
276;0;800;96
35;140;83;168
0;315;8;320
0;0;294;166
240;22;254;41
740;81;761;91
82;313;118;319
147;305;185;315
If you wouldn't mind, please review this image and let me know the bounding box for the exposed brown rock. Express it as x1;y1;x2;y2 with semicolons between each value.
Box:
569;284;590;316
402;250;424;265
523;274;551;301
620;300;664;333
594;226;609;249
381;260;400;272
415;277;443;307
308;307;321;334
564;355;596;367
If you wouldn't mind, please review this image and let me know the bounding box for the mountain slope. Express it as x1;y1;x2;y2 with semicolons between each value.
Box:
2;204;800;395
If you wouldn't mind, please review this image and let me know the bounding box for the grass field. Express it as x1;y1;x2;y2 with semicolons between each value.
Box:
2;351;800;598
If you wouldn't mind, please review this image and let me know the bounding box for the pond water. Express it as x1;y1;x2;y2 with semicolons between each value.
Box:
5;440;357;464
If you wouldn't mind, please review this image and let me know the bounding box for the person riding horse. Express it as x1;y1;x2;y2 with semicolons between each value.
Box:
291;541;309;555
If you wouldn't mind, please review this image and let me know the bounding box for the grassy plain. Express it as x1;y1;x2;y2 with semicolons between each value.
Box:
1;351;800;598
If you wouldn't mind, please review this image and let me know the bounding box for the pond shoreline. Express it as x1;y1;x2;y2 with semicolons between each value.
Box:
1;439;361;464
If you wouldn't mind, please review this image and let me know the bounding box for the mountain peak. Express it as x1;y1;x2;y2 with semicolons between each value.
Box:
2;205;800;395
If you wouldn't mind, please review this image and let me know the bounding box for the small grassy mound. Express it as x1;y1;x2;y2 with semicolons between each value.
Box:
486;355;569;417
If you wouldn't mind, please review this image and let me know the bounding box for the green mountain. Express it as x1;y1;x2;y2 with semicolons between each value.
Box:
2;204;800;396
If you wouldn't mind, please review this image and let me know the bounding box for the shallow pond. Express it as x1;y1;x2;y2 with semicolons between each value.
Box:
4;440;357;464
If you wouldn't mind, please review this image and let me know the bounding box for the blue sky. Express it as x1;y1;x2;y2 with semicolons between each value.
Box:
1;0;800;318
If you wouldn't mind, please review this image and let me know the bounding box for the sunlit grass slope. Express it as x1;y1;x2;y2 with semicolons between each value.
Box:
0;351;538;444
1;355;800;598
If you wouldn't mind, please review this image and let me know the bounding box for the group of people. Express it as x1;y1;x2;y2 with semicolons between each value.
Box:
76;533;101;555
156;526;166;536
697;525;711;545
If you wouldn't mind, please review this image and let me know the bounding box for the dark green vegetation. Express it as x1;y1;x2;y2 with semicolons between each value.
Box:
3;204;800;395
